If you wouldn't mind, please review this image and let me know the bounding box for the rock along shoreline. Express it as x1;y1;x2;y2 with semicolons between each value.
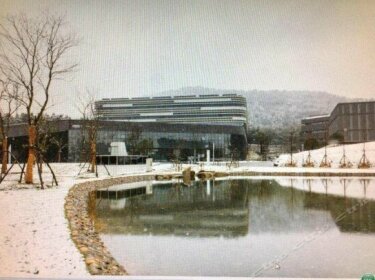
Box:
64;174;154;275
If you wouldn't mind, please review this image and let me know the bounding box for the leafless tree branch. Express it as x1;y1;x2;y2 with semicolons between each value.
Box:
0;12;79;184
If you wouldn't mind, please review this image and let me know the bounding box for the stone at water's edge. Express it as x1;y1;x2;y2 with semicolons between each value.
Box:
213;171;229;177
155;174;173;180
64;175;154;275
197;170;214;179
182;167;192;185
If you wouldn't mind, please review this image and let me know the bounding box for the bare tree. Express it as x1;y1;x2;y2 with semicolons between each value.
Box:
0;79;21;174
77;93;99;173
51;136;67;163
40;114;69;163
0;13;78;184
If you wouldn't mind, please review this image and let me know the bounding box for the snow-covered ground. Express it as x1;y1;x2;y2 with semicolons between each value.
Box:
276;141;375;169
0;164;88;277
0;162;175;278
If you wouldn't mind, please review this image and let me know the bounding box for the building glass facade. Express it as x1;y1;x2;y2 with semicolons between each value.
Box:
8;94;249;162
8;119;247;162
95;94;248;126
67;120;246;161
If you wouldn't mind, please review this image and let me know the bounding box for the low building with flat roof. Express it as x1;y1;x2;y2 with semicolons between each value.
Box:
7;119;248;162
301;115;330;144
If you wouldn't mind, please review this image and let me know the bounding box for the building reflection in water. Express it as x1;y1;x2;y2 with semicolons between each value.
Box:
92;178;375;237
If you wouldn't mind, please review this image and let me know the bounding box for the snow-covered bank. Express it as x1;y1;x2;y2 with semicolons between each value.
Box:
0;164;89;277
277;141;375;169
0;162;174;277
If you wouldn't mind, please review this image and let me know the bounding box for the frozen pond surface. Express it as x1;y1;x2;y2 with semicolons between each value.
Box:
92;178;375;277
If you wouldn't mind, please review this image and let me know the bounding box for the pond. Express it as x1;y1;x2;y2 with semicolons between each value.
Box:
91;177;375;277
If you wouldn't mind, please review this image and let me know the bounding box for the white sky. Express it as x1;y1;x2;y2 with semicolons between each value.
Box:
1;0;375;116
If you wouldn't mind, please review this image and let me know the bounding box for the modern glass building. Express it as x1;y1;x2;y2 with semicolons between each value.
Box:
95;94;248;126
8;119;248;162
7;94;249;162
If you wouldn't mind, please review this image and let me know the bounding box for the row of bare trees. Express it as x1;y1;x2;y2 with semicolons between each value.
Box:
0;12;78;185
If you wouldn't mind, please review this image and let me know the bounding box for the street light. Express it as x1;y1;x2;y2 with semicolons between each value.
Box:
212;142;215;163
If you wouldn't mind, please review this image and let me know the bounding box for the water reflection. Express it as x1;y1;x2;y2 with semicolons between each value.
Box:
92;178;375;277
94;178;375;236
95;180;250;237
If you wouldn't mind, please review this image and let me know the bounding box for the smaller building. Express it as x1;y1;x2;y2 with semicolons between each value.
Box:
301;101;375;145
329;101;375;143
301;115;330;144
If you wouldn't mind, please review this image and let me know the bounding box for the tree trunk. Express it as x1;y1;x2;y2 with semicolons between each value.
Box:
90;141;96;173
25;125;36;184
39;157;43;173
57;149;61;163
1;137;8;174
36;153;44;189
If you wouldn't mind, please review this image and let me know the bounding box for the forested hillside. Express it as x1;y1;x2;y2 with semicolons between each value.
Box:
157;87;349;128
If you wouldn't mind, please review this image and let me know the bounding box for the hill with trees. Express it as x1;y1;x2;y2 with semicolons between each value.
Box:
157;87;350;128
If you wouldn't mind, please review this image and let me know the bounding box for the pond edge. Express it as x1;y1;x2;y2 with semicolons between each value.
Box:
64;174;154;275
64;169;375;275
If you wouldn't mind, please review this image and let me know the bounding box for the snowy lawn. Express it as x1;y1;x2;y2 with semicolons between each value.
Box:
276;141;375;169
0;162;174;277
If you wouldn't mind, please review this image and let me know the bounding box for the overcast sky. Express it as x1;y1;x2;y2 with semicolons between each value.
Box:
1;0;375;116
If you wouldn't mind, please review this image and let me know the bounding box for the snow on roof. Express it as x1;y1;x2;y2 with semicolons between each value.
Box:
302;114;330;120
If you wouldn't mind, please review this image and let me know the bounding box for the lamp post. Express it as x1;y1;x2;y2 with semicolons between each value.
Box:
8;138;11;164
289;130;294;164
212;142;215;163
205;143;210;163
